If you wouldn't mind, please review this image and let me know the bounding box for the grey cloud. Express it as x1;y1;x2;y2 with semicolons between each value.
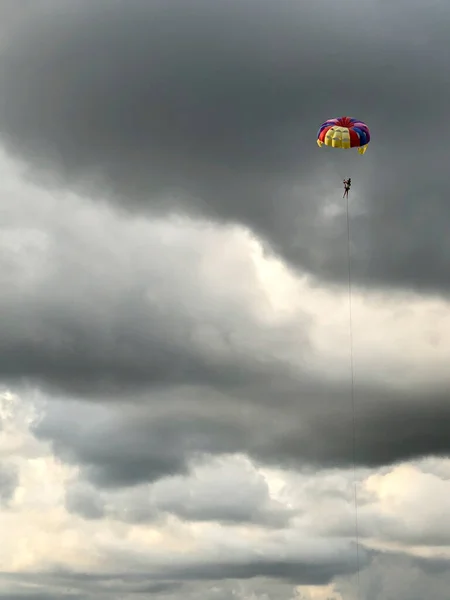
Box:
65;456;293;527
0;535;368;597
0;571;180;600
0;594;83;600
35;400;193;486
0;192;309;397
0;596;82;600
412;555;450;576
65;485;106;521
0;1;449;293
3;551;450;600
0;177;313;398
0;572;298;600
0;0;36;35
0;462;18;505
163;557;359;586
337;552;450;600
26;540;368;585
148;468;291;527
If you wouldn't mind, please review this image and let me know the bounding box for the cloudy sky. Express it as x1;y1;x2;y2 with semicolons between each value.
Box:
0;0;450;598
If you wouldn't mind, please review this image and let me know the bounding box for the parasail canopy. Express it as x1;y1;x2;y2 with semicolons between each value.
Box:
317;116;370;155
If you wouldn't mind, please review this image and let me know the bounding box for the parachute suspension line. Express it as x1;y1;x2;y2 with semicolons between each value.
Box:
345;192;361;598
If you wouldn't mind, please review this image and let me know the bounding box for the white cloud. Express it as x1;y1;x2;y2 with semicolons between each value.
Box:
1;386;450;599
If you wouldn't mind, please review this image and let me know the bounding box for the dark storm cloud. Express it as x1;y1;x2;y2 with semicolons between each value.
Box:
38;404;194;486
34;395;250;486
7;160;450;480
0;0;450;293
34;382;450;491
2;159;449;477
255;388;450;470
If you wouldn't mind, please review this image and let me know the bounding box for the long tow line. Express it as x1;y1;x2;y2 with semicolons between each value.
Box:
345;189;361;599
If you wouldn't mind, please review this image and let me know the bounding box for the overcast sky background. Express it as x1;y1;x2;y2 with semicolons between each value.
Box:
0;0;450;598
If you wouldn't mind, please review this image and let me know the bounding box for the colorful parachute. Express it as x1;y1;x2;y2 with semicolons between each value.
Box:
316;117;370;155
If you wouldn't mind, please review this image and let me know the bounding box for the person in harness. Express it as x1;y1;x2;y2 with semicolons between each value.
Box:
343;178;351;199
